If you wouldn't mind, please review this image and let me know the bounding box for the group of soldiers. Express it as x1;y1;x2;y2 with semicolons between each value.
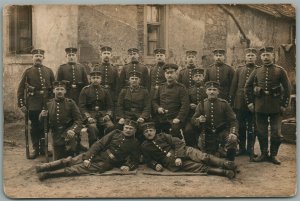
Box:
17;45;291;181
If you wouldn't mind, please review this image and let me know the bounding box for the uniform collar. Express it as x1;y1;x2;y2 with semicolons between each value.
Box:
187;64;196;69
55;97;65;102
157;62;165;66
264;63;274;68
215;62;224;67
34;64;42;67
130;86;140;91
68;62;76;65
246;63;255;68
208;97;217;102
166;81;176;88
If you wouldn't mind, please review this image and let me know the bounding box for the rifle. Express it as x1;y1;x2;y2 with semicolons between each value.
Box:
42;79;49;162
24;78;30;159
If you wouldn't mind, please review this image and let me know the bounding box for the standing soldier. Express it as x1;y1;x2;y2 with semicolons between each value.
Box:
17;49;55;159
178;50;199;88
192;81;238;161
150;48;167;90
40;81;83;160
184;68;207;147
245;46;291;165
204;49;234;101
78;67;114;147
116;71;151;142
94;46;118;102
56;47;89;104
119;48;149;90
152;63;189;139
229;48;258;161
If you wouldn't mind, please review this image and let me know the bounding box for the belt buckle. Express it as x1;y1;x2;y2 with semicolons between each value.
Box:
155;85;159;89
265;91;270;95
212;129;216;133
95;106;99;111
72;84;77;88
39;90;44;95
104;85;109;89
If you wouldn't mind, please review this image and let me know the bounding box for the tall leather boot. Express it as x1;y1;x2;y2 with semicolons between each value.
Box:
29;143;39;159
206;154;237;170
207;167;235;179
38;169;67;181
36;156;72;173
253;136;269;162
247;131;257;162
226;149;236;161
269;140;281;165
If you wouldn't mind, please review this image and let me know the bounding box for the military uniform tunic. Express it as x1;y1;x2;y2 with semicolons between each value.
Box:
56;62;89;103
204;63;234;101
149;63;166;89
178;65;197;88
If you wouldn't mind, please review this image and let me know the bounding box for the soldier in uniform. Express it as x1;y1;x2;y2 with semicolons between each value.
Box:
78;67;114;147
184;68;207;147
245;46;291;165
192;81;238;161
36;120;140;181
204;49;235;101
229;48;258;161
40;81;83;160
178;50;199;88
17;49;55;159
119;48;150;89
116;71;151;142
56;47;89;104
141;122;237;179
152;63;189;139
150;48;167;90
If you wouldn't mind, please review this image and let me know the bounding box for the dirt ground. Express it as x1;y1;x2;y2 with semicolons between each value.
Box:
2;121;297;199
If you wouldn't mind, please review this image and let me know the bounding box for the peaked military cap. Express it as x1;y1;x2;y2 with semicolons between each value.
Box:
245;48;257;54
141;122;156;132
205;81;220;89
163;63;179;71
124;119;138;129
186;50;197;56
154;48;166;54
31;49;45;55
259;46;274;53
65;47;78;54
100;46;112;52
90;66;102;76
53;80;69;89
128;48;139;54
128;71;142;78
212;49;226;55
192;68;205;75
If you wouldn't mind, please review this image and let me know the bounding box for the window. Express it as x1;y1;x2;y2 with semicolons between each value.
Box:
8;5;32;54
145;5;166;56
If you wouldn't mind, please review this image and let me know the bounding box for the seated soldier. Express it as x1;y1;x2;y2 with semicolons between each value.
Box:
78;66;115;147
192;81;238;161
40;81;83;160
116;71;151;142
36;120;140;181
141;122;238;179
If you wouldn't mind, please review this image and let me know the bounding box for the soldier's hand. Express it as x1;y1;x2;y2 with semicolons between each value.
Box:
190;103;197;109
197;115;206;123
155;164;163;172
175;158;182;166
118;118;125;125
120;166;130;172
83;160;91;168
103;115;111;122
137;118;145;123
158;107;165;114
40;110;48;117
228;133;237;143
20;106;27;113
173;118;180;124
248;103;254;112
88;117;96;124
280;106;287;113
66;130;75;140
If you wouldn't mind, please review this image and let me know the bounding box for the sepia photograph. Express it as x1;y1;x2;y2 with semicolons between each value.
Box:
2;4;296;198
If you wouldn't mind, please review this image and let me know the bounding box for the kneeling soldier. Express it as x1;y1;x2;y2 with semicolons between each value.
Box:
78;67;114;147
40;81;83;160
36;120;140;181
192;81;238;161
141;122;237;179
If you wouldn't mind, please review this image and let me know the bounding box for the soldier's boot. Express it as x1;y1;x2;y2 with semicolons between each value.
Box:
205;154;237;170
29;143;39;160
247;132;257;161
253;136;269;162
38;169;67;181
237;127;247;156
226;148;236;161
36;156;72;173
269;140;281;165
207;168;235;180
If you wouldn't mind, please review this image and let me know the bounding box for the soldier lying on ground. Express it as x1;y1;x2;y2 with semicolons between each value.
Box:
141;122;238;179
36;119;140;181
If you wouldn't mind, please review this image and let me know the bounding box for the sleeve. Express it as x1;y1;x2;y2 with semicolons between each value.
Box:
228;66;235;90
163;133;186;158
176;86;190;122
152;86;161;113
204;69;209;83
56;65;64;81
104;89;113;117
82;66;89;86
224;102;239;136
191;102;203;126
118;68;126;92
244;69;256;105
70;100;83;133
78;88;89;117
177;71;183;83
142;67;150;90
116;88;126;120
280;68;291;108
229;69;239;105
140;90;151;119
49;69;55;99
17;70;27;108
